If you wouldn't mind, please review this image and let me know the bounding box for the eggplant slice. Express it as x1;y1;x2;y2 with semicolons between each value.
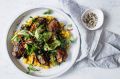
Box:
56;49;68;63
12;43;25;59
48;19;61;32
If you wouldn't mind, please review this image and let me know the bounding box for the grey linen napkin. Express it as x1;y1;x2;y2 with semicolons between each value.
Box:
60;0;120;68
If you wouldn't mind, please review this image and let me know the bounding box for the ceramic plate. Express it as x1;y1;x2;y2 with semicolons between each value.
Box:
7;7;80;79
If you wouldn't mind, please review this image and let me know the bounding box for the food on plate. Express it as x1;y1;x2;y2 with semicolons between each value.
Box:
11;15;75;72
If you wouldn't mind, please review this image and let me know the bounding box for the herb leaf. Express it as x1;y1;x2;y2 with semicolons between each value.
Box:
44;39;61;51
43;9;53;15
42;32;52;42
70;37;77;43
26;64;39;74
25;44;38;55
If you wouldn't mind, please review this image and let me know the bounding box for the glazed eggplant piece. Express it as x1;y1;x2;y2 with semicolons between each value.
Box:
48;19;60;32
21;24;31;30
36;17;47;25
12;45;25;59
12;45;18;57
37;55;46;64
36;54;49;66
12;40;25;59
56;49;68;63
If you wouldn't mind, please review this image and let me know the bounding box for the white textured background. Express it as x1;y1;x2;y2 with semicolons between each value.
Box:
1;0;120;79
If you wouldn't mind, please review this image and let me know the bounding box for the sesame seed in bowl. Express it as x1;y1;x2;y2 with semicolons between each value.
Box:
81;9;104;30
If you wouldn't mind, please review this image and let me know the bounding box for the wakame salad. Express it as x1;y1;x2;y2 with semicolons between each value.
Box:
11;14;75;73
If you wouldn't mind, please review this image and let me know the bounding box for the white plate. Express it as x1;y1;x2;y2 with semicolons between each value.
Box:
6;7;80;79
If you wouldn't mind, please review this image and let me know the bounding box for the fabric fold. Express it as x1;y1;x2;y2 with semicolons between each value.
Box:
60;0;103;61
60;0;120;68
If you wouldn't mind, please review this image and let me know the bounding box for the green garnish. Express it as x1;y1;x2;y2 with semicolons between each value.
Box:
26;64;39;74
34;25;44;39
50;54;58;66
44;39;61;51
70;37;77;43
43;9;53;15
42;32;52;42
30;16;33;18
25;44;38;55
11;35;20;42
11;30;32;42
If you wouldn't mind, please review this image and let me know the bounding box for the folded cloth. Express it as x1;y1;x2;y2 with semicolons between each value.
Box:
60;0;120;68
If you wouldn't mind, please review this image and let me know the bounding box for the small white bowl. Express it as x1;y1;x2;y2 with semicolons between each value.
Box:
81;9;104;30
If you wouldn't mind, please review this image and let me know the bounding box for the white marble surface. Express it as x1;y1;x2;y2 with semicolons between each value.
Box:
1;0;120;79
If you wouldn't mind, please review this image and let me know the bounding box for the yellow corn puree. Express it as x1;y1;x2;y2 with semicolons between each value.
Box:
61;30;71;38
43;15;54;23
25;18;33;26
22;53;49;69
